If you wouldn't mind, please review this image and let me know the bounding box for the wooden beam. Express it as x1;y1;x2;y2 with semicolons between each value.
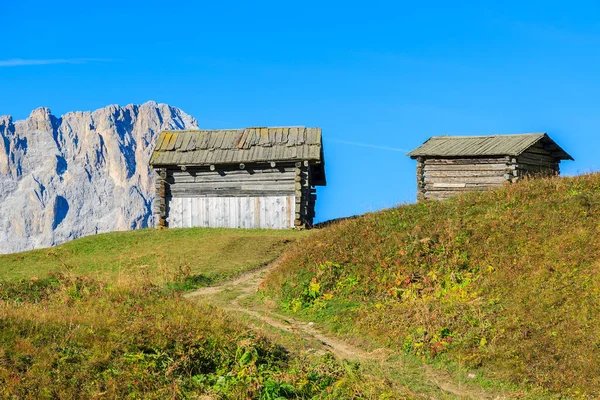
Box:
424;157;506;165
424;164;509;172
430;182;467;188
424;176;506;184
424;170;509;178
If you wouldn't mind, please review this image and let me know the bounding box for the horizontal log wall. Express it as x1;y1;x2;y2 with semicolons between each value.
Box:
417;145;564;201
168;166;295;197
514;143;560;179
419;157;510;201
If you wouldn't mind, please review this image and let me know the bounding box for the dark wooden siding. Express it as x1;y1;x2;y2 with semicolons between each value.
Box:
295;162;316;227
514;142;560;179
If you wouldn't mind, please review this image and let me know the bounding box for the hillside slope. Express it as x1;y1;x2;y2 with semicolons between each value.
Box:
0;227;484;398
263;173;600;397
0;102;198;254
1;228;382;398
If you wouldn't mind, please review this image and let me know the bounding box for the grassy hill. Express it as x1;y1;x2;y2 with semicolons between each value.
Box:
1;228;387;399
263;173;600;398
4;173;600;398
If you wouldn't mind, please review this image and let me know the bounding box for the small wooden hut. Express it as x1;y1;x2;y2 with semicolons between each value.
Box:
149;127;325;229
407;133;573;201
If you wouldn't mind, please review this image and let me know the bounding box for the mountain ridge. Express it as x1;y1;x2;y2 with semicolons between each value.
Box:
0;101;198;254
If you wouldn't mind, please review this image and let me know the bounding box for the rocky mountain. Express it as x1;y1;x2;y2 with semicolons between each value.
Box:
0;102;198;254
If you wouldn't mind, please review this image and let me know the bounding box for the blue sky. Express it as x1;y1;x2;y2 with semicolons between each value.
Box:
2;0;599;222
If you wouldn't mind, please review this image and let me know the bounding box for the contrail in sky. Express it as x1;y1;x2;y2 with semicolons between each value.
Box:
326;138;408;152
0;58;113;67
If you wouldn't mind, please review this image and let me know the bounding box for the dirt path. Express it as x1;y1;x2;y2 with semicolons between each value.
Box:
185;261;506;400
185;262;374;361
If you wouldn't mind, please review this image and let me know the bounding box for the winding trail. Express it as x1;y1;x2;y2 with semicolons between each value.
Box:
185;261;506;399
185;261;373;361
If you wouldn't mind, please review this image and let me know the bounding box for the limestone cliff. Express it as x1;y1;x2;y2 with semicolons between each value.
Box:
0;102;198;253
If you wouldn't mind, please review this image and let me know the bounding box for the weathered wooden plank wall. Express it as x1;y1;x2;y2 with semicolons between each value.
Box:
515;142;559;178
152;163;316;228
158;164;299;229
167;196;295;229
168;167;296;198
418;149;561;201
418;157;509;200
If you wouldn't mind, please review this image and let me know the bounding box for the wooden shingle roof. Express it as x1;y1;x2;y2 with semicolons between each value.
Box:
150;127;323;166
407;133;573;160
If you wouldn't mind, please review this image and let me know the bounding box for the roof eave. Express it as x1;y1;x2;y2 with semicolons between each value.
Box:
149;159;323;168
408;153;512;158
408;152;574;160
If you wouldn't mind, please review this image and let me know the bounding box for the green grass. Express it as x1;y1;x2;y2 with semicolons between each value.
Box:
0;274;379;399
0;227;305;287
263;172;600;398
0;227;406;398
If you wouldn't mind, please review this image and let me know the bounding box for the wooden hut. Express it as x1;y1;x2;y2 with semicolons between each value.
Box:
149;127;325;229
407;133;573;201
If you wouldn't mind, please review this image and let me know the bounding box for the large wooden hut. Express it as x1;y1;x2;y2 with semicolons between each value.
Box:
407;133;573;201
149;127;325;229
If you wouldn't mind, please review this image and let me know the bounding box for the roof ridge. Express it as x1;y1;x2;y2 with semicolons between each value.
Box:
247;126;306;128
429;132;546;139
162;126;311;132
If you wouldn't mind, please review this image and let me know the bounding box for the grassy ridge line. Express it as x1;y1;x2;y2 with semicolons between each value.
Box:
263;173;600;398
0;228;306;286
